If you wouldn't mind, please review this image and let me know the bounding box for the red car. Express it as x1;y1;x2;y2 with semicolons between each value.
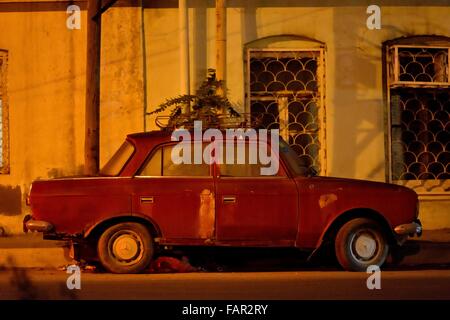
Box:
24;130;422;273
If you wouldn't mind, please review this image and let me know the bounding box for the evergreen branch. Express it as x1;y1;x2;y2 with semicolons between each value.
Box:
147;95;196;115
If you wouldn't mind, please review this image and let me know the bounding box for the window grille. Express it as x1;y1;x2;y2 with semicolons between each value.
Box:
247;49;325;174
388;46;450;87
391;88;450;180
386;40;450;188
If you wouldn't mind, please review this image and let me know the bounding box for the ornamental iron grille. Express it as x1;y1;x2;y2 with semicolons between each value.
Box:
388;43;450;183
388;46;450;87
391;89;450;180
248;50;325;173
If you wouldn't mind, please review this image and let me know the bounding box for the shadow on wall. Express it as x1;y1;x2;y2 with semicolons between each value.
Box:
0;165;84;232
47;165;84;179
0;185;21;216
331;7;384;179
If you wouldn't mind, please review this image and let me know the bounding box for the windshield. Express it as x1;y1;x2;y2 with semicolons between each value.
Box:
279;138;309;176
100;141;135;176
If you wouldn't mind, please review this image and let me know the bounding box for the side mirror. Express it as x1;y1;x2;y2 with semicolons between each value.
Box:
307;167;318;177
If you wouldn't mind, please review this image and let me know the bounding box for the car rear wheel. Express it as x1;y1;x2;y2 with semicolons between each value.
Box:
335;218;389;272
97;222;154;274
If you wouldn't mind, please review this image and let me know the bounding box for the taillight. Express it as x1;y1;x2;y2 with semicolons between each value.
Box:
26;183;33;206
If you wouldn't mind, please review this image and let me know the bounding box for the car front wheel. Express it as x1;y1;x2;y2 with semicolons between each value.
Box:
335;218;389;272
97;222;154;274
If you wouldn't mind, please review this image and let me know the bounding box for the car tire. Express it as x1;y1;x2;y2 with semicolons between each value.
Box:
335;218;389;272
97;222;154;274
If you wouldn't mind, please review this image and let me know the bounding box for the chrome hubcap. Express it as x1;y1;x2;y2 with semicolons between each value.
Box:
109;231;143;265
350;230;379;262
354;233;377;259
113;235;139;260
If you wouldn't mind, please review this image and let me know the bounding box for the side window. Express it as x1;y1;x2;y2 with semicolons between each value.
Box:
139;143;210;177
218;142;284;177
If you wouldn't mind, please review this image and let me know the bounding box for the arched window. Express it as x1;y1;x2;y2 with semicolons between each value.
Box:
0;49;9;174
384;36;449;190
244;35;326;175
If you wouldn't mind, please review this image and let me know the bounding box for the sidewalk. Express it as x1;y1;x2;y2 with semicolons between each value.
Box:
0;230;449;269
0;233;72;269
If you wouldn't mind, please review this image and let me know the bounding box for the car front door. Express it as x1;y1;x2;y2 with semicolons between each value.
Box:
215;141;299;243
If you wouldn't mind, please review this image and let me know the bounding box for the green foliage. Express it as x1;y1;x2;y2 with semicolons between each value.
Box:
148;69;240;129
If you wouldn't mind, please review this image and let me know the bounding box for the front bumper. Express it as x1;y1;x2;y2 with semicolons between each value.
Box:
23;215;53;233
394;219;422;237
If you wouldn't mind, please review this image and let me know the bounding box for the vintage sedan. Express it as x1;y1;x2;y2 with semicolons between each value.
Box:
24;130;422;273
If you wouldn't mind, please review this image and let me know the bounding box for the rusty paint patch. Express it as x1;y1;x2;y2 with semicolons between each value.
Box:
198;189;215;239
319;193;337;209
0;185;21;215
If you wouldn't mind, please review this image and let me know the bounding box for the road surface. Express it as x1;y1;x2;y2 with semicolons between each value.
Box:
0;268;449;300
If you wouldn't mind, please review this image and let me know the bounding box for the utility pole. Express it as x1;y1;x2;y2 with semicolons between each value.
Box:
215;0;226;97
84;0;118;175
84;0;102;175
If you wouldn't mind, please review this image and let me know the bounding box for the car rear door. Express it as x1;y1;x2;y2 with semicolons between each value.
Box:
132;142;215;241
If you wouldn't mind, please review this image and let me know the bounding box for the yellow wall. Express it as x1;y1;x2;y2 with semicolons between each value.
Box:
0;1;449;234
0;3;144;234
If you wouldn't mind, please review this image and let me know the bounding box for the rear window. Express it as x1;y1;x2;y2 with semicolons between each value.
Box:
100;141;135;176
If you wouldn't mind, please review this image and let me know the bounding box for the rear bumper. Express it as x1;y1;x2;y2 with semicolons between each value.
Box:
23;215;53;233
394;219;422;237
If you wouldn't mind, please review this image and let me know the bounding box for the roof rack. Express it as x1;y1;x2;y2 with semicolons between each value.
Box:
155;113;264;131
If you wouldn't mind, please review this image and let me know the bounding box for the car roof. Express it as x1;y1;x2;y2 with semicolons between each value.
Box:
127;129;275;140
127;130;172;139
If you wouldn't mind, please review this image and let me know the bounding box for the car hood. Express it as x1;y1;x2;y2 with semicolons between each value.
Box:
308;176;412;192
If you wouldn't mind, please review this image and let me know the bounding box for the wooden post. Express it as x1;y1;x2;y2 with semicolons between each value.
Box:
84;0;102;175
215;0;226;97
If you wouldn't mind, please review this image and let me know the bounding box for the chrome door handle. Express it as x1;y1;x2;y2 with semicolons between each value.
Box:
140;196;154;204
223;196;236;204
